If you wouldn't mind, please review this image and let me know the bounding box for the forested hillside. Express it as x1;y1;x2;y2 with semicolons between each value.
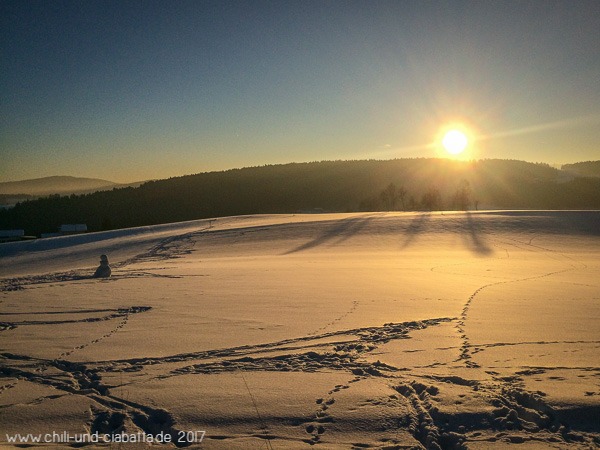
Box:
2;158;599;236
562;161;600;178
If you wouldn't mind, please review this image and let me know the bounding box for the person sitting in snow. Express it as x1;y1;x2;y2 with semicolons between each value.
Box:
93;254;112;278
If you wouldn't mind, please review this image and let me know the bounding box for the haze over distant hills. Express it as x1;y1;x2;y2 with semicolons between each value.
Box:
0;176;146;207
1;158;599;237
0;176;118;196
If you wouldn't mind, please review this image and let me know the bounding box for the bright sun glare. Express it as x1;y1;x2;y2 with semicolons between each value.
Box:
442;129;468;155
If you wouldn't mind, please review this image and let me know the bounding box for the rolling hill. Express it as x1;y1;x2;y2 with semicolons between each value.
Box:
0;176;118;196
562;160;600;178
0;176;146;208
1;158;599;236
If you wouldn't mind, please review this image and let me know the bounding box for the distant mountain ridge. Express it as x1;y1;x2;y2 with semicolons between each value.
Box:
0;176;117;196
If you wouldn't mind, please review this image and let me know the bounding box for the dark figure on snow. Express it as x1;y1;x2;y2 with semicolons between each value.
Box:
93;254;111;278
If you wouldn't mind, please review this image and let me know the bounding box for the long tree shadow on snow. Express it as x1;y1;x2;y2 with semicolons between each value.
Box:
462;212;493;256
399;212;493;256
283;215;375;255
399;212;431;250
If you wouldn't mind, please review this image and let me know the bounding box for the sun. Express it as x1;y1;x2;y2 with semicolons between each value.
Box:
436;121;477;159
442;129;468;155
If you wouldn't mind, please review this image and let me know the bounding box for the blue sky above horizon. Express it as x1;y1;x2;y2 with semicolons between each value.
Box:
2;0;599;183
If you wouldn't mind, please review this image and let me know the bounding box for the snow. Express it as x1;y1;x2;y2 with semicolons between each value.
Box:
1;211;599;448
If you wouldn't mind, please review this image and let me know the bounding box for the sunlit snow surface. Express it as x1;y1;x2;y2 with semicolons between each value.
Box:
1;212;599;449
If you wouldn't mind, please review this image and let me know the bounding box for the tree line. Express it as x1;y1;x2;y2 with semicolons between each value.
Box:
361;178;473;211
561;161;600;178
1;158;599;236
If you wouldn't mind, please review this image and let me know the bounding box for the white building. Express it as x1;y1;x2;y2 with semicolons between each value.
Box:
59;224;88;234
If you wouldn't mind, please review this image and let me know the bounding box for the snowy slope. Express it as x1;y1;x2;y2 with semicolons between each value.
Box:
1;211;599;448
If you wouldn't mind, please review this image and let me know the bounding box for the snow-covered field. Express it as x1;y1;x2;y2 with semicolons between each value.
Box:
1;211;599;449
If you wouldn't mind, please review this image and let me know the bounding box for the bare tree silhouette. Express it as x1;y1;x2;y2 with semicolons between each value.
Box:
397;185;407;210
421;186;442;211
379;183;399;210
452;179;472;210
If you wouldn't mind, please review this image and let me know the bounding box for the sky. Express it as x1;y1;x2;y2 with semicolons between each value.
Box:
1;0;599;183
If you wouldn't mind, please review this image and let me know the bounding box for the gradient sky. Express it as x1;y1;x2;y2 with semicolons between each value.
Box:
2;0;599;183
